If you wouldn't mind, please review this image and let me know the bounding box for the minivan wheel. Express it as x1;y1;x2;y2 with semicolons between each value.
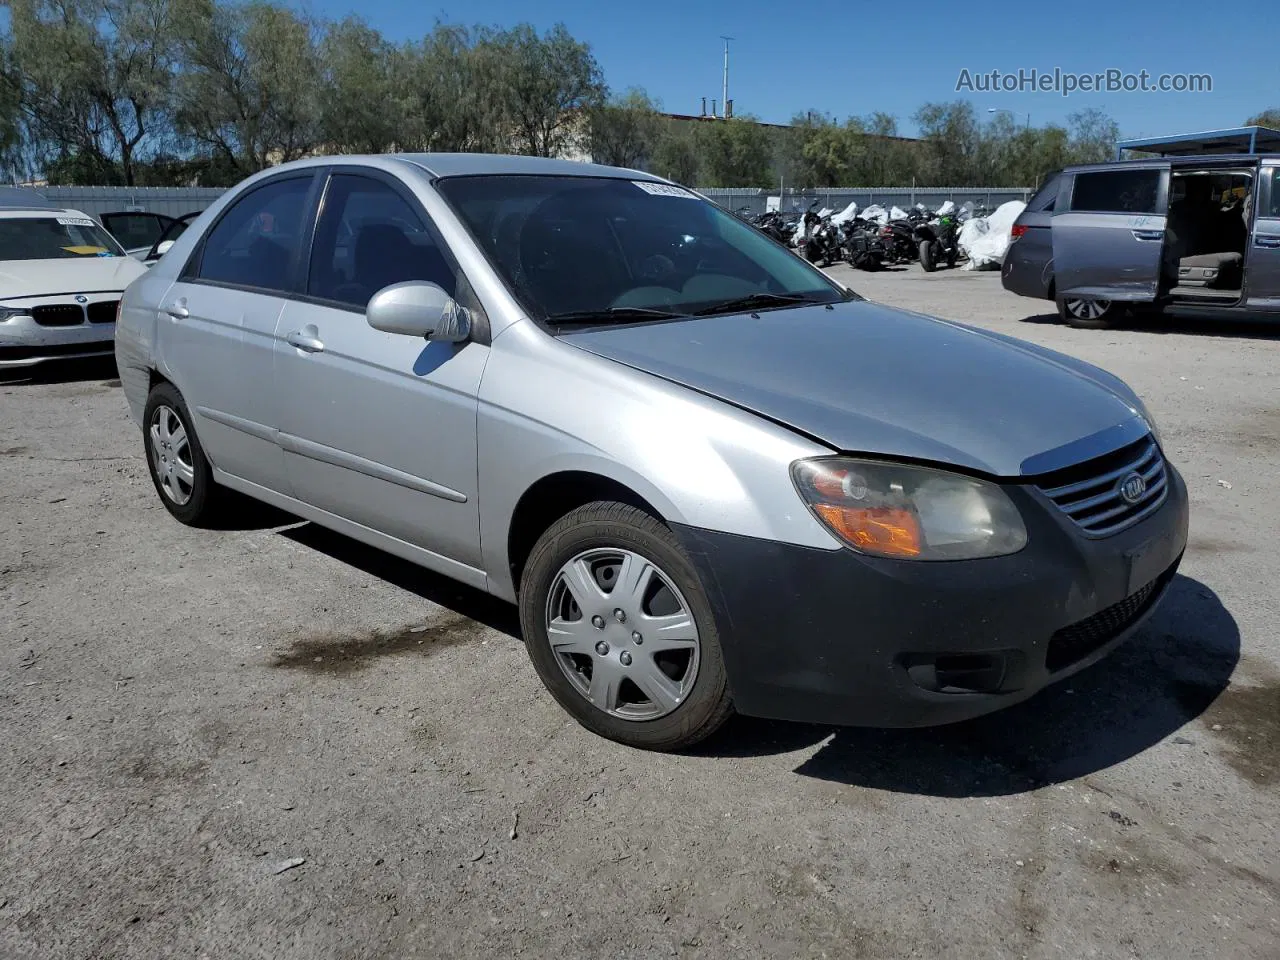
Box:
142;381;222;526
1058;295;1117;329
518;501;733;751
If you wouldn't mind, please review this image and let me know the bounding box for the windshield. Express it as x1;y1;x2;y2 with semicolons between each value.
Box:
436;175;848;322
0;216;126;261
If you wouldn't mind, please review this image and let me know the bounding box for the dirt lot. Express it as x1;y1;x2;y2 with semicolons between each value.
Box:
2;266;1277;959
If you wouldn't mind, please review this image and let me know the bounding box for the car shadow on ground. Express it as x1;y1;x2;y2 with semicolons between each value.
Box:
692;574;1239;797
0;355;119;385
279;521;522;639
1019;310;1280;341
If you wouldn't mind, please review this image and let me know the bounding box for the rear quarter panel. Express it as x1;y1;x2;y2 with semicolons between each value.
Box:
115;268;174;425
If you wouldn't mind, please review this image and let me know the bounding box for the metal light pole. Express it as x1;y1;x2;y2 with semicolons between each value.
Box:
720;36;734;118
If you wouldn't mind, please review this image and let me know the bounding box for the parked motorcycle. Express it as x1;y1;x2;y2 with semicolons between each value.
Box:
840;219;886;271
913;208;960;272
800;210;843;267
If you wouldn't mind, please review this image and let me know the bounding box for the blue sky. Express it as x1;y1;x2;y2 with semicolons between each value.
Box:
293;0;1278;138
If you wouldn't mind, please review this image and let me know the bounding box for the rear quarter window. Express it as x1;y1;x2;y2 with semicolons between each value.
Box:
1027;173;1061;212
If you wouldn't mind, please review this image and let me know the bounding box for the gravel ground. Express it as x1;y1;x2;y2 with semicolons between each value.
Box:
2;266;1277;959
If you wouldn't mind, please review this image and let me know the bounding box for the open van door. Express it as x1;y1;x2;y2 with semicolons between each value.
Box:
1052;163;1169;302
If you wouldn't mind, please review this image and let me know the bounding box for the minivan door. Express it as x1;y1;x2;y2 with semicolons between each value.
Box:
1246;163;1280;310
1052;163;1170;302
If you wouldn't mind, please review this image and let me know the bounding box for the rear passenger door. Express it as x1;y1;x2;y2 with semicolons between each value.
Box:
1245;163;1280;309
158;172;319;494
273;169;489;579
1052;164;1169;302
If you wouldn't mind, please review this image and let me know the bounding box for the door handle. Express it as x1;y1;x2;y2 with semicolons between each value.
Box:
1131;229;1164;242
164;299;188;319
286;330;325;353
1254;236;1280;248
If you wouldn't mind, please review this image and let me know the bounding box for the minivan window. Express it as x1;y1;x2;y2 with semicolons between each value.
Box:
308;174;456;309
1027;173;1060;212
195;176;312;292
1070;169;1161;214
438;175;845;321
1267;167;1280;218
101;212;172;251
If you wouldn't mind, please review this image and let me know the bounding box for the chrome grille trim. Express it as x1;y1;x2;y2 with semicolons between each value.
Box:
1036;436;1168;537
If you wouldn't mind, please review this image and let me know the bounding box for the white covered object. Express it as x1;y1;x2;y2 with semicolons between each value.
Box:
889;205;908;221
935;200;956;216
859;204;889;224
830;201;860;225
962;201;1027;270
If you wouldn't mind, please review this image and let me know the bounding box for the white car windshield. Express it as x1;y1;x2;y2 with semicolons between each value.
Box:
437;175;848;323
0;216;127;261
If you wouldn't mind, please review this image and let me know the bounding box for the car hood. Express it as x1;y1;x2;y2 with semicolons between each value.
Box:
0;256;147;301
562;300;1151;477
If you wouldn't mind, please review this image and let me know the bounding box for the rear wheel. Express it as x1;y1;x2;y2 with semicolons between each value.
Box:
518;501;733;751
1057;295;1118;329
142;381;224;526
919;239;936;272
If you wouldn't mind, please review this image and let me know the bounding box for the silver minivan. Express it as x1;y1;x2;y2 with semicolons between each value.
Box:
1004;156;1280;327
116;154;1188;750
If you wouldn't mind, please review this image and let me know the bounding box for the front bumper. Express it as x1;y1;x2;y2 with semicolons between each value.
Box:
675;463;1189;728
0;296;119;368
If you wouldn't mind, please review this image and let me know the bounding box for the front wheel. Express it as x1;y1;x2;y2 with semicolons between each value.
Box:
919;239;936;272
518;502;733;751
1057;295;1118;329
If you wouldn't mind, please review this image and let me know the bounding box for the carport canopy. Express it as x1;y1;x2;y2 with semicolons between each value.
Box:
1115;126;1280;159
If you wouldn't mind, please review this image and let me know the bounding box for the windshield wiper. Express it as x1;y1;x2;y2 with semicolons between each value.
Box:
544;306;691;326
692;292;821;316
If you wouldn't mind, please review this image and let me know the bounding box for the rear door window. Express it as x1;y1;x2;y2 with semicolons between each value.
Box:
101;212;172;250
193;176;314;293
1070;169;1162;214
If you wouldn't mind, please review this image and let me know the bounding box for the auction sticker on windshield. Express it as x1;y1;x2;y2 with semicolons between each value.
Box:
56;216;97;227
633;181;695;199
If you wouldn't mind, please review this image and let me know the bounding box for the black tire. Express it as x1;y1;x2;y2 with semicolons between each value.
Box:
945;246;958;269
518;501;733;751
142;380;224;526
919;239;936;272
1056;294;1118;329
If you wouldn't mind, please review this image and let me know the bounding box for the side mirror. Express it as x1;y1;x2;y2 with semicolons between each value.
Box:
155;240;175;257
366;281;470;343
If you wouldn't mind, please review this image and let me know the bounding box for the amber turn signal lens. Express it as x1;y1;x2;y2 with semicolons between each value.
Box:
814;504;923;558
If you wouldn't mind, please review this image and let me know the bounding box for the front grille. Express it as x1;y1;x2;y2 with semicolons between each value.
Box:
0;341;113;362
87;300;119;324
31;304;86;327
1045;567;1172;672
1036;436;1167;536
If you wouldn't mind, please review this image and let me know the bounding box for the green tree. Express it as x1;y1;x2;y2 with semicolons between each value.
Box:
913;100;980;185
318;17;402;154
587;88;661;168
483;23;604;158
1246;108;1280;128
8;0;178;185
173;0;321;175
693;117;774;187
1065;107;1119;165
649;118;699;185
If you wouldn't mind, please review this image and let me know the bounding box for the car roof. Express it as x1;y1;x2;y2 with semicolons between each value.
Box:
1063;153;1280;174
0;207;96;221
260;152;660;182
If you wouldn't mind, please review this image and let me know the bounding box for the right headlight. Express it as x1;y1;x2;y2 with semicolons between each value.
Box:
792;458;1028;561
0;307;28;322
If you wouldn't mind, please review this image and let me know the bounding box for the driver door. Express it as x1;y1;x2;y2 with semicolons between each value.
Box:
1052;164;1169;302
273;169;489;579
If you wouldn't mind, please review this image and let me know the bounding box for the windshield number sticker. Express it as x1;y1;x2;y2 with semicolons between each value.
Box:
633;181;695;199
56;216;97;227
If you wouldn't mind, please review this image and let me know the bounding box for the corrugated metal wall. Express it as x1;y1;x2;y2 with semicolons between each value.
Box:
23;186;227;217
698;186;1033;217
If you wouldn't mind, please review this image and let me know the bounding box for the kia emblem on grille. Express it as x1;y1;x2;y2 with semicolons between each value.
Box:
1118;472;1147;504
74;295;88;304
